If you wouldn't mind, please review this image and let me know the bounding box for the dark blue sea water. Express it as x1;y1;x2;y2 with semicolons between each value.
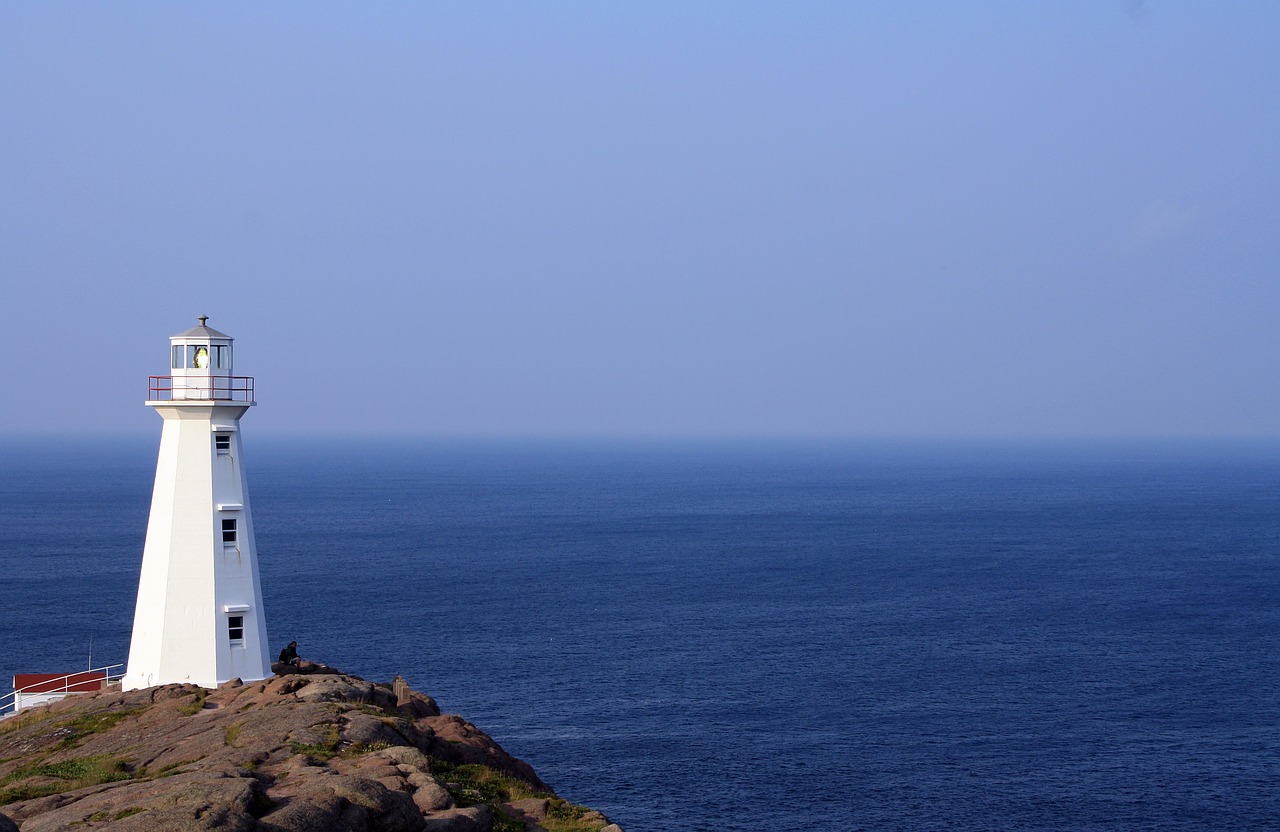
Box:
1;438;1277;831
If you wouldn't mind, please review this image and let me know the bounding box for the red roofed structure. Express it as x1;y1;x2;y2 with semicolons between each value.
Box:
13;671;106;694
4;667;121;715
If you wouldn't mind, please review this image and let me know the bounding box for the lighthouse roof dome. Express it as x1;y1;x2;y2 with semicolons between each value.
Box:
172;316;232;341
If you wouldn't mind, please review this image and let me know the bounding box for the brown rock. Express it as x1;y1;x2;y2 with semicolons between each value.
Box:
421;805;493;832
110;804;259;832
0;667;588;832
267;773;423;832
503;797;549;822
374;746;432;770
409;777;453;813
256;796;361;832
418;715;547;791
10;770;262;832
342;713;410;749
292;677;398;710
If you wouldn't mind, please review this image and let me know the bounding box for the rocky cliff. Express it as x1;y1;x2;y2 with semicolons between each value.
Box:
0;666;623;832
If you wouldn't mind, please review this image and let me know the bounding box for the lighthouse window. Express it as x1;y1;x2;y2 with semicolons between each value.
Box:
215;434;231;452
222;518;237;544
214;345;229;369
171;345;183;369
228;616;244;643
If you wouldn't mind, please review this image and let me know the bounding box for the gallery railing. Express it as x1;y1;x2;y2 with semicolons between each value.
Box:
148;376;255;402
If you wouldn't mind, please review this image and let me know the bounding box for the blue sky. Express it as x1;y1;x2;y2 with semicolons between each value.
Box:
2;2;1276;438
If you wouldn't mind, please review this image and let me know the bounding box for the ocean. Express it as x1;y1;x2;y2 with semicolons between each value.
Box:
1;438;1277;831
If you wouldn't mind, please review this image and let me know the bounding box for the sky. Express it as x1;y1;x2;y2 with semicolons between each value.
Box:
1;2;1276;439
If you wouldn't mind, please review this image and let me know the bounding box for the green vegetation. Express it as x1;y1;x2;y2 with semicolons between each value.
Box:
432;761;541;804
542;800;608;832
289;723;341;763
176;692;207;716
0;707;61;736
56;707;145;749
145;757;205;779
347;703;389;718
224;722;243;747
0;755;133;805
491;809;527;832
89;807;147;821
429;761;600;832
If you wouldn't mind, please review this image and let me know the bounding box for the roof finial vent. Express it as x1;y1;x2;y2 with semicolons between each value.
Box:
198;315;208;327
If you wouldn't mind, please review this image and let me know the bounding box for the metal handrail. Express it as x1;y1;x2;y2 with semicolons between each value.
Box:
1;664;125;715
148;375;255;402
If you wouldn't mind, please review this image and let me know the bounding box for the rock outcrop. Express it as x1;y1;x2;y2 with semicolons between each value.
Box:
0;670;621;832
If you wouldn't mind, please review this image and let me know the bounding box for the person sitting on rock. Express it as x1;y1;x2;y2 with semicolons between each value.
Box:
279;640;299;665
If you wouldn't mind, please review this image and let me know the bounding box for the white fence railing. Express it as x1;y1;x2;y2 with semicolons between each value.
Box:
1;664;125;716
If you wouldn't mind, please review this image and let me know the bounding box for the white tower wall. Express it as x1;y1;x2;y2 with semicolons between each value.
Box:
124;320;271;691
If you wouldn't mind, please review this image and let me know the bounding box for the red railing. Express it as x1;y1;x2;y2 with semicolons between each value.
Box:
149;376;255;402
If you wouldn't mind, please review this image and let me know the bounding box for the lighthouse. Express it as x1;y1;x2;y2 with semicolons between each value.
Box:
122;317;271;691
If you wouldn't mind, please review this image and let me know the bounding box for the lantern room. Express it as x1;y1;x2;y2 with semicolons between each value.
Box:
150;316;253;402
172;314;232;372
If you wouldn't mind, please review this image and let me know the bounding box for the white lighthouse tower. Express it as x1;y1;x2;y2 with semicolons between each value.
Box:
123;317;271;691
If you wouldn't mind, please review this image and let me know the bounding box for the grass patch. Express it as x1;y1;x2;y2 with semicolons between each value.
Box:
55;708;146;749
143;757;204;780
428;761;601;832
225;723;242;747
345;740;394;756
0;708;61;736
543;798;608;832
63;709;143;736
347;703;389;718
176;692;207;716
430;761;544;805
492;810;527;832
289;723;341;763
0;755;133;805
91;807;146;820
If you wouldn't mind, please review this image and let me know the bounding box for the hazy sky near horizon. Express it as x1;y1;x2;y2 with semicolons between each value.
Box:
2;2;1276;438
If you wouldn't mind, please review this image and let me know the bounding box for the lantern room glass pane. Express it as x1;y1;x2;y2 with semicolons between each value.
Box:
171;345;183;369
